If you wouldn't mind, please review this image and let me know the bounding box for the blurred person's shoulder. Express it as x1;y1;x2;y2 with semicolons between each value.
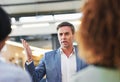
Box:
71;65;120;82
0;61;32;82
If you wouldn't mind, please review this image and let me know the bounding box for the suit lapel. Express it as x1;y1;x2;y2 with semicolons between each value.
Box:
74;46;80;72
55;49;62;81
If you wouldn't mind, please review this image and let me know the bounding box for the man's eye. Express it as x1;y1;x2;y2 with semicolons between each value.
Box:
59;34;62;36
65;33;69;35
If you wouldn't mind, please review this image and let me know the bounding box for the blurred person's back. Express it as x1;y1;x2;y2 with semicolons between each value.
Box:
0;6;32;82
0;61;31;82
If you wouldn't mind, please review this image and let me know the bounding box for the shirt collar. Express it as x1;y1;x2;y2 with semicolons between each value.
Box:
59;47;75;55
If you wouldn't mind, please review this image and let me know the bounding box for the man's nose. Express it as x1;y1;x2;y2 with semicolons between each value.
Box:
61;34;66;39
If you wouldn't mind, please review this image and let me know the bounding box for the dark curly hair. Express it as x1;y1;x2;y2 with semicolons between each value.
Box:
76;0;120;68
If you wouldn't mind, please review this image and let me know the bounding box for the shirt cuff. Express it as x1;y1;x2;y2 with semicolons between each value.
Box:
26;61;33;65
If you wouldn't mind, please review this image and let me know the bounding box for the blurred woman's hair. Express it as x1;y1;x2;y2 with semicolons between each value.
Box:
76;0;120;68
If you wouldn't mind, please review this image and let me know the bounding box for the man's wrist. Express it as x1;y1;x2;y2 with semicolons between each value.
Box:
26;60;32;65
27;58;33;62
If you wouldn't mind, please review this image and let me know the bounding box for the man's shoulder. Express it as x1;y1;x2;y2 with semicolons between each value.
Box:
45;49;59;55
43;49;60;59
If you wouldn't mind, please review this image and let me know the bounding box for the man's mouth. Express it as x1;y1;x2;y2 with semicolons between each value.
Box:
61;41;67;44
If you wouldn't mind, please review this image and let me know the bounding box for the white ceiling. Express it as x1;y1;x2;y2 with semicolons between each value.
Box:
0;0;86;36
0;0;85;17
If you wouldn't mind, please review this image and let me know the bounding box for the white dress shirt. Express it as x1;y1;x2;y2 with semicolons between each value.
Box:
60;48;77;82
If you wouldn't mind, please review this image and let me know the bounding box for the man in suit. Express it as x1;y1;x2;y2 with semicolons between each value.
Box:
21;22;88;82
0;6;32;82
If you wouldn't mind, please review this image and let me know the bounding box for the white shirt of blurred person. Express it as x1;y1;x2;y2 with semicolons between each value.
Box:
0;6;32;82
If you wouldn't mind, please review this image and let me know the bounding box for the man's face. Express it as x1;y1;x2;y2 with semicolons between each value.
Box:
57;26;74;48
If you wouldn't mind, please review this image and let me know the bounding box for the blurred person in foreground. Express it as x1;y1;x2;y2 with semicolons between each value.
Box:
0;6;32;82
21;22;88;82
71;0;120;82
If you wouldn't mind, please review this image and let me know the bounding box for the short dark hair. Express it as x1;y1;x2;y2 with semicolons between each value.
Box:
57;22;75;34
0;7;11;41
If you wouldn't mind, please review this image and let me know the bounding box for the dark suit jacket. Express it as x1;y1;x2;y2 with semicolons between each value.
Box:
25;47;88;82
